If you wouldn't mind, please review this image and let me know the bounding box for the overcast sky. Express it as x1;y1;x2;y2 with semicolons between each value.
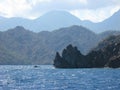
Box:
0;0;120;22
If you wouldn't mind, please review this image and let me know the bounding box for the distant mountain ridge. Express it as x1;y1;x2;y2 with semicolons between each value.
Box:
0;11;81;32
83;10;120;33
0;10;120;33
0;25;120;64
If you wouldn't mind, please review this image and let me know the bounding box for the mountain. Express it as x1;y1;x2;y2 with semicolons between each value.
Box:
32;11;81;31
98;10;120;31
0;10;120;33
0;17;31;31
98;30;120;39
0;11;81;32
0;25;119;65
83;10;120;33
54;35;120;68
0;26;36;64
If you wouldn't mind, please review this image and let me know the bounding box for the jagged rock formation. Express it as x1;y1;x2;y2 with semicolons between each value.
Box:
54;35;120;68
54;52;70;68
54;44;91;68
54;45;87;68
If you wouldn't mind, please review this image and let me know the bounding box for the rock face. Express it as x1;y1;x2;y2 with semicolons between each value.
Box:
54;44;91;68
53;35;120;68
54;45;86;68
108;56;120;68
53;52;70;68
92;35;120;68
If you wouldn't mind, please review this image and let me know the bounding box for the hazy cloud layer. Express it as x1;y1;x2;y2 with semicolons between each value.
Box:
0;0;120;22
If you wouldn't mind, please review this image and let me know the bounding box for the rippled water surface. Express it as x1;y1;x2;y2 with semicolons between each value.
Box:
0;65;120;90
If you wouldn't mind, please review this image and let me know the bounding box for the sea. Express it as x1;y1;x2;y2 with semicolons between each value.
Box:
0;65;120;90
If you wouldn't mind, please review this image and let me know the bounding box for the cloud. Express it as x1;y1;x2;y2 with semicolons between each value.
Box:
28;0;120;11
28;0;120;22
27;0;88;15
0;0;120;22
70;6;120;22
0;0;32;18
27;0;52;6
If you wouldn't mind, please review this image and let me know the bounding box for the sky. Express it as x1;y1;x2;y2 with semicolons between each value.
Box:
0;0;120;22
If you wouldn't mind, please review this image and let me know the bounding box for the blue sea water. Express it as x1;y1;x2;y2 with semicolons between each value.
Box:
0;65;120;90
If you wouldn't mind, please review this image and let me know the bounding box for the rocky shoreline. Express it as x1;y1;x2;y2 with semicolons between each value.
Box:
53;35;120;68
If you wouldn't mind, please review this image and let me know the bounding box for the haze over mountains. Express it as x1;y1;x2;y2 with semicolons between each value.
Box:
0;9;120;64
0;10;120;33
0;26;120;64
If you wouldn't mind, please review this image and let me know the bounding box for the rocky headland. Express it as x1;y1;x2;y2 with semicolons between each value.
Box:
53;35;120;68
